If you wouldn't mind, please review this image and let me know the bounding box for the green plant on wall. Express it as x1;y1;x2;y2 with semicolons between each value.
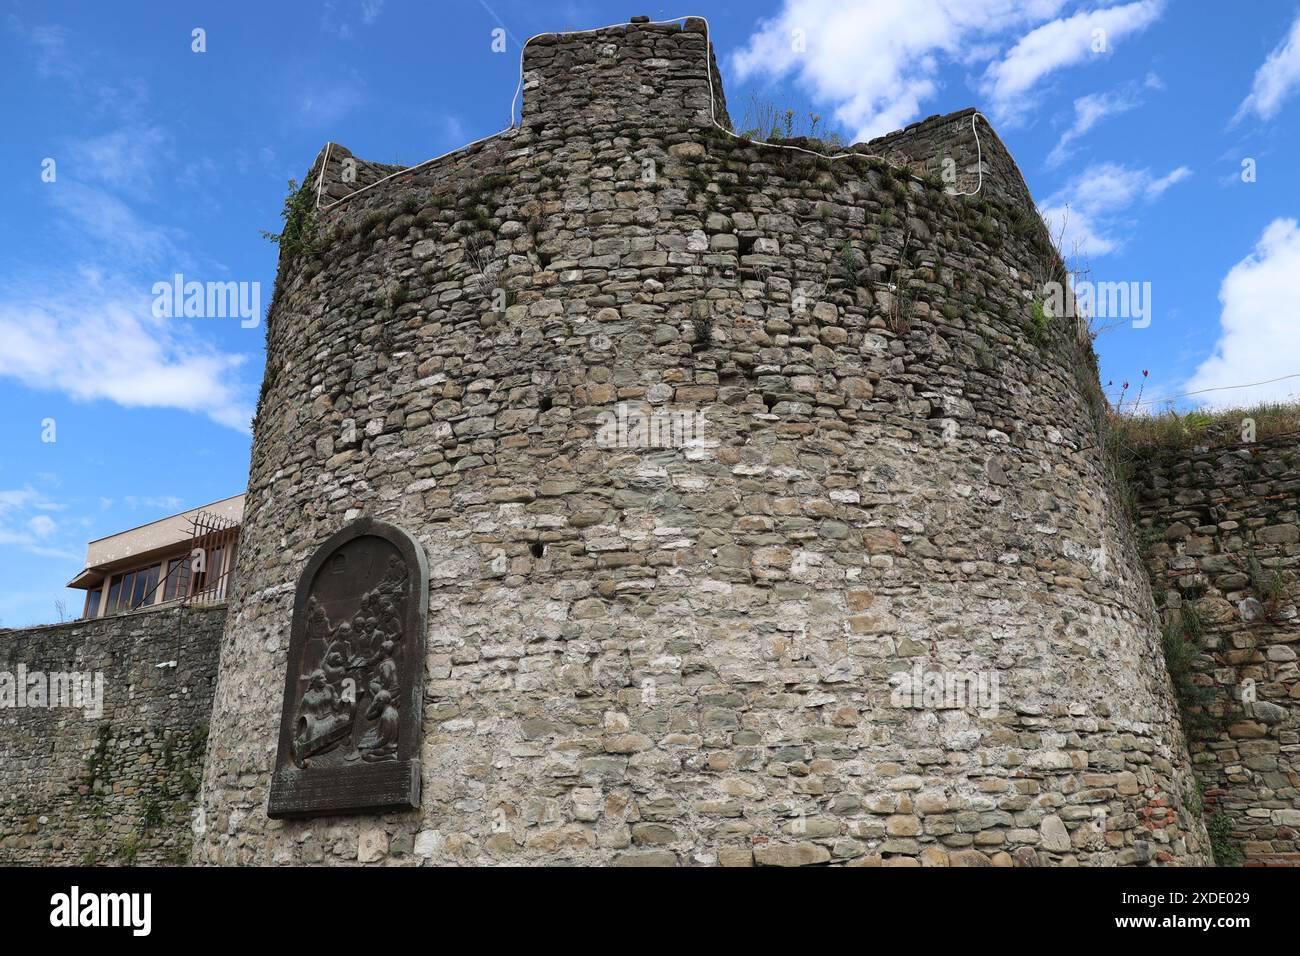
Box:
178;768;201;795
1245;552;1285;614
81;723;112;795
1186;776;1205;818
838;240;860;284
1161;601;1219;738
738;94;845;150
261;178;317;262
1030;297;1051;343
117;834;142;865
189;722;209;763
690;284;713;350
1175;409;1214;437
1207;812;1243;866
140;796;165;830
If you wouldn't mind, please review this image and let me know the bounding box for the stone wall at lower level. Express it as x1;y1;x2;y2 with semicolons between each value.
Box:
1134;431;1300;865
0;604;224;865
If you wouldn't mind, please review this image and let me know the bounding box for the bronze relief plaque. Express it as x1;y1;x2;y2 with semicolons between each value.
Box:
268;518;428;818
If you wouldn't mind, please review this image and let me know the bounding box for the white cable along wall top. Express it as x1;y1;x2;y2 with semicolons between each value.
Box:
313;14;988;213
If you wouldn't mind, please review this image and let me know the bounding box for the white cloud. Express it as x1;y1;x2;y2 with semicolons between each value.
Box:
0;488;76;561
0;488;60;515
0;269;253;431
1185;219;1300;407
730;0;1070;141
322;0;385;38
981;0;1164;124
49;182;181;266
729;1;1166;141
1046;74;1159;166
124;495;184;512
437;114;466;146
28;515;57;538
1144;164;1191;198
1039;161;1190;259
69;126;171;194
7;18;150;122
1038;203;1117;258
296;70;369;125
5;31;247;434
19;22;78;82
1234;12;1300;123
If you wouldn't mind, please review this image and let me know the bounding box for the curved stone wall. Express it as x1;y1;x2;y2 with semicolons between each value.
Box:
197;18;1209;865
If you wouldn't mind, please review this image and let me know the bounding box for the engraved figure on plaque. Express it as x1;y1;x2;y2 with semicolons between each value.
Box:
268;518;428;817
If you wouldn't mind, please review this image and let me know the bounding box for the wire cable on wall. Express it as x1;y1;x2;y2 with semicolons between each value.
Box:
314;14;986;212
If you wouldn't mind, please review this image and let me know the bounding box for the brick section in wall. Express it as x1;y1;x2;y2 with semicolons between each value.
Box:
0;605;224;865
1135;432;1300;866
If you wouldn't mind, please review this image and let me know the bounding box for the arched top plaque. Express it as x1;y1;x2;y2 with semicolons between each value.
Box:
268;518;428;818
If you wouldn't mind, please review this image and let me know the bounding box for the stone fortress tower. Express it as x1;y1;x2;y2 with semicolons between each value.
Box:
196;16;1212;865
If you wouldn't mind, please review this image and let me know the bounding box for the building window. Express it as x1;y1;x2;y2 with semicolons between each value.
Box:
115;571;135;612
133;564;160;608
193;546;225;597
86;589;101;618
163;557;190;602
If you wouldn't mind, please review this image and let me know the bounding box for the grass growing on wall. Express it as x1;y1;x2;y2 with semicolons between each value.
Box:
737;93;846;149
1109;400;1300;452
261;178;317;263
1160;600;1219;740
1207;811;1244;867
1097;400;1300;522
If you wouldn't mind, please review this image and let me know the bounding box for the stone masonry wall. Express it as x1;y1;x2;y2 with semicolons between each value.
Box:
863;108;1035;213
198;18;1210;866
0;605;223;865
1134;431;1300;866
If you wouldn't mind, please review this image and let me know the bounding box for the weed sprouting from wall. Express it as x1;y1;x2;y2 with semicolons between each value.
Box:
1207;812;1243;867
1245;552;1286;614
261;179;318;263
738;94;846;150
1031;297;1051;343
1161;602;1218;740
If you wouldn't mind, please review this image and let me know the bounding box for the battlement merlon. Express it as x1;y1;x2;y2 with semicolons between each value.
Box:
306;18;727;209
308;143;406;208
520;17;729;133
308;18;1038;215
857;107;1038;212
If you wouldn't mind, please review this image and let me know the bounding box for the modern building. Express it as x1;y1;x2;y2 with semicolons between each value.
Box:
66;494;244;619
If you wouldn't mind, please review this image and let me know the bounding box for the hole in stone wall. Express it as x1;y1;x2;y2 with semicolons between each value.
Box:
539;395;553;412
530;541;546;558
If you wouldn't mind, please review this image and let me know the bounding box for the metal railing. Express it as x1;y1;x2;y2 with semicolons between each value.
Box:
184;510;239;606
121;509;239;613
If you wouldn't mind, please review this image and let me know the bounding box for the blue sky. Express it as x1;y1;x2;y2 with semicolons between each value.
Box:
2;0;1299;627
